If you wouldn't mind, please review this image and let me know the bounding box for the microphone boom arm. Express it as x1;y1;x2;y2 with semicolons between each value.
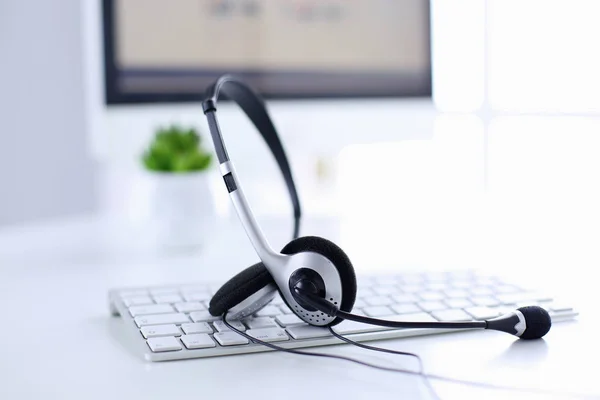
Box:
293;287;551;339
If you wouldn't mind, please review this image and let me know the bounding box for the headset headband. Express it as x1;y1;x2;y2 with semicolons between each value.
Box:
202;74;301;241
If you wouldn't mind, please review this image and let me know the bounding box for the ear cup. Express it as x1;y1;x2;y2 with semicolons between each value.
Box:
209;236;357;326
281;236;357;326
209;262;273;316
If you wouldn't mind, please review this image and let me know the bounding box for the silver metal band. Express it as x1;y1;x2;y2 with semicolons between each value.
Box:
513;310;527;337
219;161;288;270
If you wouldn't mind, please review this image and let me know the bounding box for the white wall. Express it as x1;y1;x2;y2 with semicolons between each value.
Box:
0;0;96;225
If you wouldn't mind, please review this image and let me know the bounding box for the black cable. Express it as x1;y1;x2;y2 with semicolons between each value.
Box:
292;216;300;240
221;311;592;400
221;311;429;380
336;309;486;330
294;287;485;330
326;328;596;399
328;327;440;400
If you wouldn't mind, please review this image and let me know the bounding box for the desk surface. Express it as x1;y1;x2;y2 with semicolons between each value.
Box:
0;216;597;400
2;118;600;399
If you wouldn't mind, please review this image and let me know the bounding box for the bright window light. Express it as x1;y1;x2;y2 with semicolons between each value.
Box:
488;0;600;114
431;0;485;113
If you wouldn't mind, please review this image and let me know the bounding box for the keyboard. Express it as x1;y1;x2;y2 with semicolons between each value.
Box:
108;270;578;362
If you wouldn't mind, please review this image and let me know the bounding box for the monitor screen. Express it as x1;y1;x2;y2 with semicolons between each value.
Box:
102;0;432;104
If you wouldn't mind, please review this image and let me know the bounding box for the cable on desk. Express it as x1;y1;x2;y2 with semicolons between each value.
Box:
328;327;439;400
222;312;590;400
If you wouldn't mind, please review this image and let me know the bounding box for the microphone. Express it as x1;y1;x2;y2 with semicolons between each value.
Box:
294;287;551;340
486;305;551;339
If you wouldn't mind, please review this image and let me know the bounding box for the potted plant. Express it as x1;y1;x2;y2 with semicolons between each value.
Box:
141;124;216;248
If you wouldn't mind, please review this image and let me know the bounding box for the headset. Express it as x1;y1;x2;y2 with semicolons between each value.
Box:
202;74;551;341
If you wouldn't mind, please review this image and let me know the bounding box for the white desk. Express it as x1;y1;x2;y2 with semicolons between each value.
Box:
0;216;596;400
2;118;600;399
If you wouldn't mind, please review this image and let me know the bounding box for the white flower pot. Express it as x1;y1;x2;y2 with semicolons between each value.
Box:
145;171;217;249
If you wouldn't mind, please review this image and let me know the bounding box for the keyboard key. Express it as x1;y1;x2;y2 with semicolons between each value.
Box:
474;277;496;286
352;299;366;308
181;322;212;334
271;296;284;306
357;288;375;297
286;324;332;339
363;306;393;317
494;284;520;294
279;306;293;315
401;275;424;284
448;270;475;279
140;324;181;338
181;334;216;349
190;311;220;322
180;284;209;292
247;328;290;343
470;296;500;307
256;305;281;317
444;289;469;298
418;291;445;301
153;294;183;304
183;292;212;302
373;286;396;295
391;293;418;303
431;309;473;322
122;296;153;307
423;272;448;283
119;289;148;298
402;285;423;293
429;284;451;293
391;303;421;315
174;302;206;313
275;314;305;327
549;303;574;313
523;292;554;305
496;292;552;304
135;313;189;327
464;307;500;320
357;276;375;286
451;281;472;289
245;317;278;329
146;336;181;352
129;304;174;317
417;301;447;312
364;296;394;306
375;276;401;285
213;331;249;346
386;312;437;323
470;287;494;296
213;320;246;332
444;298;472;309
149;287;179;296
491;305;516;315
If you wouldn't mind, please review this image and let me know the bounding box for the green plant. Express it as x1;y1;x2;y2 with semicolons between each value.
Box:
142;125;213;173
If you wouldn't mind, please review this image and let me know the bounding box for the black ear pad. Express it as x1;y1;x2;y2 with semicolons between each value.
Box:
209;262;274;316
208;236;357;326
281;236;357;326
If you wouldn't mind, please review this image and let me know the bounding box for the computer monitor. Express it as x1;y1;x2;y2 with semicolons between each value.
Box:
102;0;432;104
91;0;436;220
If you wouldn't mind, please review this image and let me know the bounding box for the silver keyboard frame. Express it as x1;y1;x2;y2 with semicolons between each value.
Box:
109;277;579;362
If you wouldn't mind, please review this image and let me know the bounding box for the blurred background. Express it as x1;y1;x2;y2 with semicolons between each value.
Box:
1;0;599;280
